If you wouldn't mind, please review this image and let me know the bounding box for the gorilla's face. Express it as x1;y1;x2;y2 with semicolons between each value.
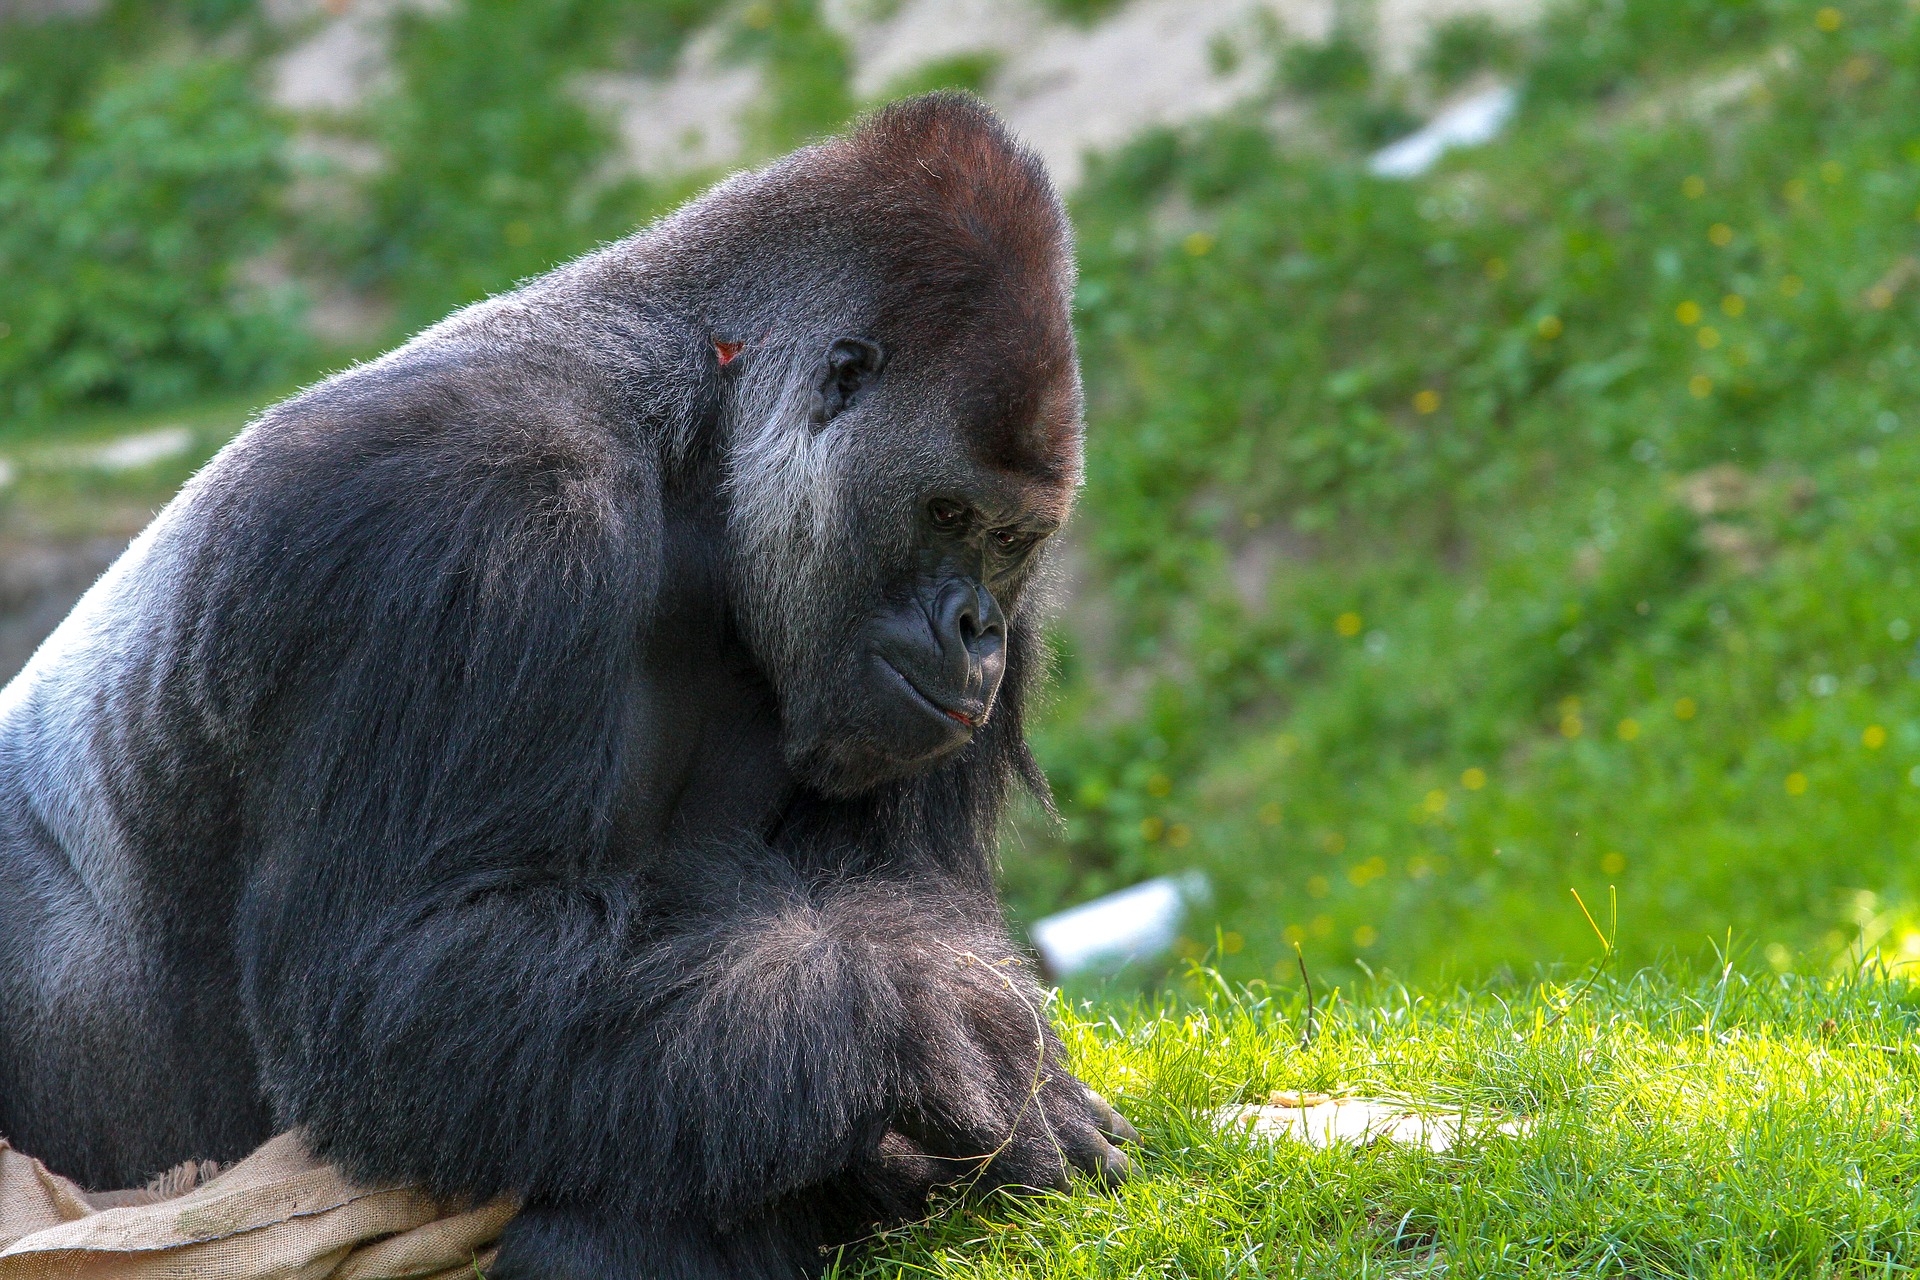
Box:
854;478;1056;767
726;328;1080;797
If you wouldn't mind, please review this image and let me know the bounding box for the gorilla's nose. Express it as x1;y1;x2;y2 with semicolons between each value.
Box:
929;578;1005;721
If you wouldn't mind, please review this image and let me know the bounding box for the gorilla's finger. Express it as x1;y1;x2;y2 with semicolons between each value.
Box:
1089;1137;1131;1188
1043;1103;1132;1191
980;1139;1073;1195
895;1104;1068;1196
1086;1090;1140;1145
1055;1124;1130;1190
870;1129;956;1199
1074;1130;1131;1189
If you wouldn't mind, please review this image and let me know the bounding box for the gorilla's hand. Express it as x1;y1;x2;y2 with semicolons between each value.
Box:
890;944;1135;1195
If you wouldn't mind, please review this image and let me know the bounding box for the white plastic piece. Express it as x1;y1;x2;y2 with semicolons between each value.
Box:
1368;84;1518;180
1030;871;1210;978
1215;1096;1532;1152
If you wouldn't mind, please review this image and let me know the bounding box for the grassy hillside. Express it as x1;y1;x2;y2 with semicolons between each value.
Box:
1012;0;1920;989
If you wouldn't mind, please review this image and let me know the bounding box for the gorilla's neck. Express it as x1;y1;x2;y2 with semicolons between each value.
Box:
607;485;795;863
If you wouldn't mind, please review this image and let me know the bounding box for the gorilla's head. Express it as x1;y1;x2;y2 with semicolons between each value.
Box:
692;95;1082;797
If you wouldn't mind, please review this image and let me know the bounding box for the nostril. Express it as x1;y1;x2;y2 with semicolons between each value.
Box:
931;580;1006;657
975;586;1006;641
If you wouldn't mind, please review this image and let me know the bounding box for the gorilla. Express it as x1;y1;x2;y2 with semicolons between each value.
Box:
0;94;1133;1277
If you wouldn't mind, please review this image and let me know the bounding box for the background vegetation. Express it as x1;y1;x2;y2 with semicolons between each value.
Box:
1032;0;1920;992
5;0;1920;998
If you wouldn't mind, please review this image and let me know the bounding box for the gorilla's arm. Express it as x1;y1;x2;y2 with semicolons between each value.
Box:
193;385;875;1216
186;371;1117;1241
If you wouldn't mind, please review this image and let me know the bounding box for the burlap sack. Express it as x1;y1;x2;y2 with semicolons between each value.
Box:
0;1132;514;1280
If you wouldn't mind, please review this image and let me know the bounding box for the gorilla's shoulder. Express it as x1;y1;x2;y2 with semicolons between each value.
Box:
211;295;723;559
248;347;642;514
171;316;680;714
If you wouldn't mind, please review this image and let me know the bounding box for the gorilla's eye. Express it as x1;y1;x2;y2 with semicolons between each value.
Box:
990;527;1030;553
928;499;968;531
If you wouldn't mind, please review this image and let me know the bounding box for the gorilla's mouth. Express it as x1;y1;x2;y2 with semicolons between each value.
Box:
874;654;979;734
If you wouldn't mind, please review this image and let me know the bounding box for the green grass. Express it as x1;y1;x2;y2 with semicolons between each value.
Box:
847;964;1920;1278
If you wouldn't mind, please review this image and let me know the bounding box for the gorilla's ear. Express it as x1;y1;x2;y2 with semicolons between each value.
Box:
808;337;886;429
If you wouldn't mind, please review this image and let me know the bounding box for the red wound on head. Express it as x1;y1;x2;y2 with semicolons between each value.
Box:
713;340;743;366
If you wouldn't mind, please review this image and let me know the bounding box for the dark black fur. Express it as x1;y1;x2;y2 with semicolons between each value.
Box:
0;95;1128;1278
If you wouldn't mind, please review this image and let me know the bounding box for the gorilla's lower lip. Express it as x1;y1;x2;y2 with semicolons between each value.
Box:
875;655;977;730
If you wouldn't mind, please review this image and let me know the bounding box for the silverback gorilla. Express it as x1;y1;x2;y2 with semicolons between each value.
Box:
0;95;1135;1277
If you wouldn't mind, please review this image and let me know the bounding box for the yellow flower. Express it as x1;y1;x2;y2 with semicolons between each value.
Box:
1537;315;1564;340
1864;725;1888;749
1461;766;1488;791
1146;773;1172;797
1676;300;1703;325
1708;223;1734;247
1783;178;1807;202
1821;161;1844;185
1222;930;1244;954
1140;816;1165;841
1413;389;1442;414
1689;374;1714;399
1353;925;1379;948
1815;6;1842;31
1167;823;1192;847
1601;851;1627;875
1336;611;1363;637
1560;714;1584;739
1423;789;1448;815
1868;285;1895;310
1721;294;1746;317
1310;915;1334;938
1785;771;1808;796
1617;718;1641;741
1283;924;1307;946
1183;231;1215;257
1682;175;1707;199
1697;326;1721;350
1674;696;1698;720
